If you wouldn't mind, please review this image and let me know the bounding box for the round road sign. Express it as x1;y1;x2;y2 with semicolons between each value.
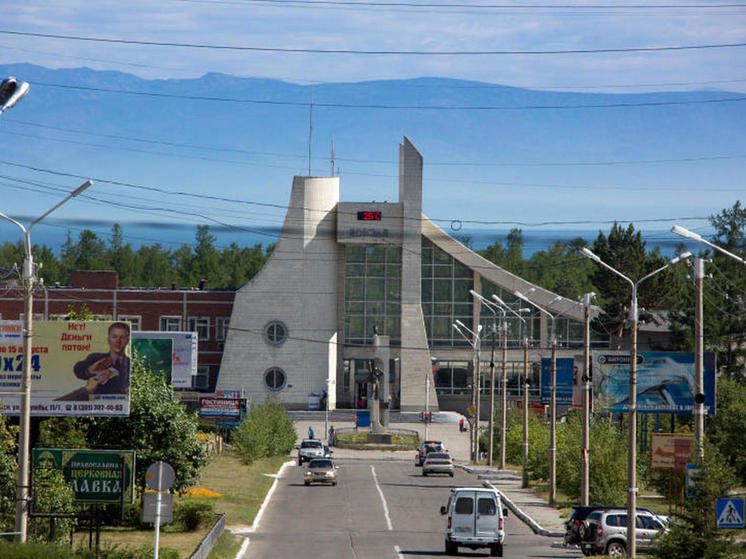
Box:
145;461;175;491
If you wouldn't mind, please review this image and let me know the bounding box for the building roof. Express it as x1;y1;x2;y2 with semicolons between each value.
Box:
421;217;599;322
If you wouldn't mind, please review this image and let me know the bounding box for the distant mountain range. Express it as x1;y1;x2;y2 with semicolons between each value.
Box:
0;63;741;255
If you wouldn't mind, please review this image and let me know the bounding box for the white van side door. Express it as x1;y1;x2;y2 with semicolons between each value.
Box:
475;494;500;537
451;491;476;537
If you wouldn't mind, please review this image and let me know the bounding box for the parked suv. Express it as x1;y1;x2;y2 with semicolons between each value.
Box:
565;505;661;548
581;509;667;557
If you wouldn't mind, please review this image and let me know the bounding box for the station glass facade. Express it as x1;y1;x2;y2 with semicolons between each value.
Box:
343;246;402;345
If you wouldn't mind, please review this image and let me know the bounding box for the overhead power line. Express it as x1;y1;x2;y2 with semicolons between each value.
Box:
0;157;713;231
191;0;746;8
1;29;745;56
31;81;746;110
5;119;746;172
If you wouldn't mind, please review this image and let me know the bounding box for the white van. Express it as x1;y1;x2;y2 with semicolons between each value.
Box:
440;487;507;556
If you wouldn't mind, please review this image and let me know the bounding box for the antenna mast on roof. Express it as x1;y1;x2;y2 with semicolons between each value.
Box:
307;87;313;176
330;137;335;176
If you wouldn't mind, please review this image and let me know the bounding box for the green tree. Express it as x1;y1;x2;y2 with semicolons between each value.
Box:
107;224;136;286
478;228;526;276
71;230;108;271
38;418;88;449
219;242;271;288
29;467;77;542
555;412;628;504
0;410;18;533
525;238;594;299
502;409;549;482
651;443;738;559
706;377;746;485
82;357;209;492
133;244;175;287
192;225;221;288
704;203;746;378
590;223;670;349
234;399;297;464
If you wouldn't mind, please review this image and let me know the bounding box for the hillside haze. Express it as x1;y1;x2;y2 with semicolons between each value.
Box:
0;63;742;254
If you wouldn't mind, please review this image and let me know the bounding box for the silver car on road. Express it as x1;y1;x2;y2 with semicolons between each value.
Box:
423;452;454;477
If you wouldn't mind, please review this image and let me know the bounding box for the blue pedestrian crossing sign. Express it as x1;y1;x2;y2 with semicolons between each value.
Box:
716;498;744;528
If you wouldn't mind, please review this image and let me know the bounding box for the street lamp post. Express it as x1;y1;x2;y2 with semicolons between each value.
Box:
581;292;595;506
470;290;502;467
453;320;482;463
514;289;558;506
0;180;93;542
492;295;529;480
672;225;746;457
581;247;690;559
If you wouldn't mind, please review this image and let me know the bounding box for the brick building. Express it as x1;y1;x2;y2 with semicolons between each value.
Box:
0;270;234;392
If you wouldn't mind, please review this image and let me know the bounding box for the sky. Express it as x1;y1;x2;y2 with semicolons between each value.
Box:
0;1;745;255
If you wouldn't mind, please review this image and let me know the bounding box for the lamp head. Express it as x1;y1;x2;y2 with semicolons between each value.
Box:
670;251;692;265
0;77;30;112
671;225;702;242
513;290;528;302
581;247;601;263
71;180;93;196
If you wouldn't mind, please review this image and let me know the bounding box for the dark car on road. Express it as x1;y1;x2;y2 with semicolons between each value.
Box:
415;440;444;466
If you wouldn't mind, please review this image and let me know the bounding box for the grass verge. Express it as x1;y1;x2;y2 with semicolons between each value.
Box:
206;531;243;559
69;451;288;557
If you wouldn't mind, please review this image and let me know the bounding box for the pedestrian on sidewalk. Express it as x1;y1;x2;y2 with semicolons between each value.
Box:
354;413;359;432
308;425;314;439
328;425;335;446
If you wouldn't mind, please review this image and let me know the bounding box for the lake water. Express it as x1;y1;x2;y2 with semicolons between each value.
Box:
1;221;704;259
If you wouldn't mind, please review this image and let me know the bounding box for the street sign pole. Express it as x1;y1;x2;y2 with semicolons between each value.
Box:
154;461;162;559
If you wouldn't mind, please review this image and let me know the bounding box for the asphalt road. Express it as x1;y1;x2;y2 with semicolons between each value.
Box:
244;458;583;559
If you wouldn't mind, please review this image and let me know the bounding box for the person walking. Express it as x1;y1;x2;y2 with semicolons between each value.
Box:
308;425;314;439
328;425;335;446
354;413;359;432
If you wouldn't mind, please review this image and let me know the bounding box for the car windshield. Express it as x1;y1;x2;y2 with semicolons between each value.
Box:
427;453;450;460
308;459;333;468
301;440;323;449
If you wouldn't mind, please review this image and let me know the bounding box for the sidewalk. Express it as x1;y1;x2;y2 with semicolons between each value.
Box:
460;465;565;537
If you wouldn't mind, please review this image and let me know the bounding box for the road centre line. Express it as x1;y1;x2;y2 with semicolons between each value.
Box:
370;465;393;531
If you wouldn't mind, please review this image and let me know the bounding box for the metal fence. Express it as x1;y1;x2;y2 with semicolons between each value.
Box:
189;512;226;559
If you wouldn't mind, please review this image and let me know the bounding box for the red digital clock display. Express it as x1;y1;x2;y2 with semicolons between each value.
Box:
357;211;382;221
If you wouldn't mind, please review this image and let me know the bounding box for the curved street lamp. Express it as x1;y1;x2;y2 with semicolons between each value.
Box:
514;289;558;506
453;320;482;463
492;294;530;485
0;180;93;542
470;290;505;468
672;225;746;456
581;247;690;558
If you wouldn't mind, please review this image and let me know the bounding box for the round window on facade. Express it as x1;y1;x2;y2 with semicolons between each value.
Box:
264;321;288;346
264;367;287;391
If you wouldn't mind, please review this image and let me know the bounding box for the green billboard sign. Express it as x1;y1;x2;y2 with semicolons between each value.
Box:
33;448;136;504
